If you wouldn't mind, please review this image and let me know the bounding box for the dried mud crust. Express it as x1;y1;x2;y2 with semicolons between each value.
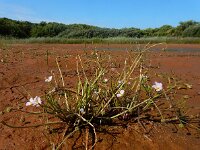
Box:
0;44;200;150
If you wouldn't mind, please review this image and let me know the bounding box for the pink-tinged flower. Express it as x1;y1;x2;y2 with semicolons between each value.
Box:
25;97;34;106
45;76;53;82
117;90;125;97
26;96;42;107
152;82;163;92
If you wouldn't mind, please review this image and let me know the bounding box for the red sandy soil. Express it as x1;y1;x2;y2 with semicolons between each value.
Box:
0;44;200;150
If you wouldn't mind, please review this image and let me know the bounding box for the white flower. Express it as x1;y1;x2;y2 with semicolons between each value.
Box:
25;98;34;106
80;108;85;114
45;76;53;82
103;78;108;83
152;82;163;92
26;96;42;107
117;90;125;97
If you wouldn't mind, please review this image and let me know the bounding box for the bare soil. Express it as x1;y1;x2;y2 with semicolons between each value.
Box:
0;44;200;150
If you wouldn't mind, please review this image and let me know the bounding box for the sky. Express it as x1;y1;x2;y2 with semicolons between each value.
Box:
0;0;200;29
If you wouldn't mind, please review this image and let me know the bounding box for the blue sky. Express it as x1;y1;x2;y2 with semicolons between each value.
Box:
0;0;200;29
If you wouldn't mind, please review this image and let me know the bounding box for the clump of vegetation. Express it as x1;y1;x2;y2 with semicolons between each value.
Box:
1;45;199;149
2;36;200;45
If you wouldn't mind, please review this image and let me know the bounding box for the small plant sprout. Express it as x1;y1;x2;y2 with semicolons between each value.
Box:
117;89;125;97
26;96;42;107
152;82;163;92
45;76;53;82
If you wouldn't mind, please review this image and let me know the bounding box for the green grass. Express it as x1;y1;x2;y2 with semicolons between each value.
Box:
1;36;200;44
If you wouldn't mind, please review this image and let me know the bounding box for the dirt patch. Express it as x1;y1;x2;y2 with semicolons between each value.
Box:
0;44;200;150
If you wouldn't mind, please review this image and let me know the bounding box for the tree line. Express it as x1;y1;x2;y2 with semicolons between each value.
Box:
0;17;200;38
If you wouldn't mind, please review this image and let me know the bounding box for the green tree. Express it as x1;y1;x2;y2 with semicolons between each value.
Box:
174;20;199;36
155;25;174;36
182;25;200;37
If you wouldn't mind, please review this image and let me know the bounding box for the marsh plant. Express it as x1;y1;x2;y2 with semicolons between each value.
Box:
1;45;199;149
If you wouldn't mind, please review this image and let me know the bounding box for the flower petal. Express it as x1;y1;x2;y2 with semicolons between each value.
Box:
48;76;53;82
29;98;34;103
152;82;163;92
117;93;122;97
35;96;42;105
26;102;32;106
120;90;125;95
45;76;53;82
